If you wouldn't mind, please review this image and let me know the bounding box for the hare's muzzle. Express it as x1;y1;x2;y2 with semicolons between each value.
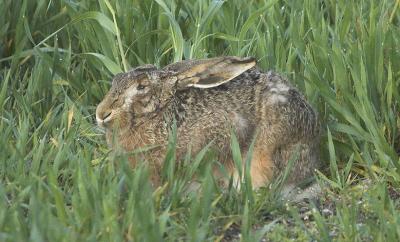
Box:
96;108;112;128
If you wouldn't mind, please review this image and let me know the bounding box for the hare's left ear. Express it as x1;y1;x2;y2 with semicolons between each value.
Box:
170;56;256;89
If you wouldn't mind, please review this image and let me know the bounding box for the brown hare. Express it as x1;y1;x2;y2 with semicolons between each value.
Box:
96;56;320;189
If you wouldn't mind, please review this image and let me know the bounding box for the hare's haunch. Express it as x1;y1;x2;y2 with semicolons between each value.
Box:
96;56;320;188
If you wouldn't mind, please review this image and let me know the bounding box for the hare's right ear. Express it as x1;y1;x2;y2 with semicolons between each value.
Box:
171;56;256;89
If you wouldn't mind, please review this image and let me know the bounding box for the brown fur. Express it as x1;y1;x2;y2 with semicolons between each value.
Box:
96;56;320;188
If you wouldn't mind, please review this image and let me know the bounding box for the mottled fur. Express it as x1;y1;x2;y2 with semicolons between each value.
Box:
96;56;320;188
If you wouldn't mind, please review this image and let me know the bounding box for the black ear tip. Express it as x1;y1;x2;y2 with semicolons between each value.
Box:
230;56;257;64
244;56;257;63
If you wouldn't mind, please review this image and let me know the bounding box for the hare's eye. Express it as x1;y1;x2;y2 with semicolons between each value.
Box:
137;84;146;90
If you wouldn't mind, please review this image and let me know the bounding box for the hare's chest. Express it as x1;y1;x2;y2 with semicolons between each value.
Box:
106;125;167;152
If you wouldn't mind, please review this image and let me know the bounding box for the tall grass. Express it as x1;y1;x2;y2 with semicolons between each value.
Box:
1;0;399;241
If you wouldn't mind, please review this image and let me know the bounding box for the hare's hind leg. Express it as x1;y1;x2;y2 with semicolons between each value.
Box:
248;145;275;189
221;146;274;189
246;138;320;189
247;124;291;188
270;141;321;201
274;140;320;185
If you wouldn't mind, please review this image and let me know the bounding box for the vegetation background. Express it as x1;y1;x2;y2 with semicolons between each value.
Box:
0;0;399;241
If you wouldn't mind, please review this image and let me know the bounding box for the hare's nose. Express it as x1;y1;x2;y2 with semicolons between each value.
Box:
96;110;112;124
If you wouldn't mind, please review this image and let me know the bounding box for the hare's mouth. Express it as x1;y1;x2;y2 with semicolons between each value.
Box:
96;111;113;128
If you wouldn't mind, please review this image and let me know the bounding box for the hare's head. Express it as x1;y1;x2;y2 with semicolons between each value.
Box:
96;56;256;130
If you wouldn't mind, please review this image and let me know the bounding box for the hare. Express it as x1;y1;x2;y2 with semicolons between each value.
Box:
96;56;320;188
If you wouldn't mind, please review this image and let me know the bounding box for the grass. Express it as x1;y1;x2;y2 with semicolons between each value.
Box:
0;0;399;241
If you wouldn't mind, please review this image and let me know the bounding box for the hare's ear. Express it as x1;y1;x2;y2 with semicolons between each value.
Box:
173;56;256;89
132;64;157;72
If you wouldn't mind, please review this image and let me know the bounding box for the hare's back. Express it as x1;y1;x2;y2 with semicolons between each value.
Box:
255;71;319;141
221;69;319;141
